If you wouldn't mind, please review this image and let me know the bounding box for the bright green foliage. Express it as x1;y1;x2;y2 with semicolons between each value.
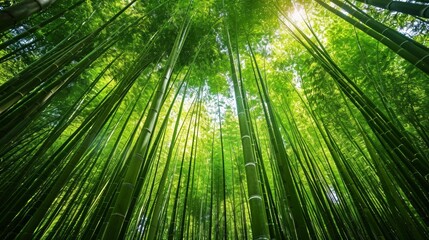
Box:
0;0;428;239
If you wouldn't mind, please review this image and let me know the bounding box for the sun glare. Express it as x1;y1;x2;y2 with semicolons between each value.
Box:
289;7;306;23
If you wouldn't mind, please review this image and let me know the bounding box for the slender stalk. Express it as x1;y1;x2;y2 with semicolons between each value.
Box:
224;22;270;240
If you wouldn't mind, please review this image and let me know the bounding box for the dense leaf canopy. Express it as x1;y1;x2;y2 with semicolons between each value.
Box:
0;0;428;239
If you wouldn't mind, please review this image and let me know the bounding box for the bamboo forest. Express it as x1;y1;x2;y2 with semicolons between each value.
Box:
1;0;429;239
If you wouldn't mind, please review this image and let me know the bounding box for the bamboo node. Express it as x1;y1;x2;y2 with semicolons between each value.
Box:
241;135;251;140
386;2;393;10
245;162;256;167
398;40;410;48
421;6;429;17
248;195;262;201
143;127;152;134
122;182;135;189
255;237;270;240
111;212;126;218
415;54;429;67
393;144;404;152
135;153;145;160
395;48;405;55
364;18;372;25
